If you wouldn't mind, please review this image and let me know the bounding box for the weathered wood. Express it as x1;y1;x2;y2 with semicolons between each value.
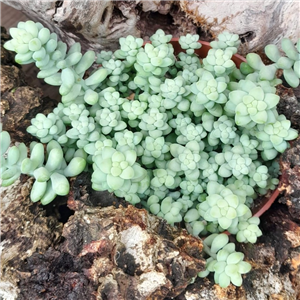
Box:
180;0;300;54
2;0;299;54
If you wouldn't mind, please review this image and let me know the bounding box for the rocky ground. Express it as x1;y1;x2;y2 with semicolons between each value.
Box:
1;27;300;300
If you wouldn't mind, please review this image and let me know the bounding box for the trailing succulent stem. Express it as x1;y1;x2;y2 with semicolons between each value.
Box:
2;21;299;288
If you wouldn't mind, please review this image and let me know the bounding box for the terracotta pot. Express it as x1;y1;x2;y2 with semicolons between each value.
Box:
169;39;246;68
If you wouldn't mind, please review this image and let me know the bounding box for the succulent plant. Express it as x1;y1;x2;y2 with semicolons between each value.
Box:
0;130;27;187
252;114;298;153
210;31;240;53
225;80;280;128
199;234;252;287
138;108;171;138
168;141;202;181
208;115;237;146
241;38;300;88
198;185;250;230
147;196;184;225
27;112;66;143
235;217;262;243
160;76;188;111
177;52;201;73
203;48;235;76
2;23;300;288
179;33;202;55
1;131;86;204
92;146;147;196
141;136;170;166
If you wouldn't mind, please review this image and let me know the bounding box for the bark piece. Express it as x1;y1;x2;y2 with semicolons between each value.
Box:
1;84;43;142
0;176;63;300
278;136;300;220
1;27;16;65
0;65;24;94
2;0;141;52
248;206;300;299
277;85;300;131
61;202;205;299
71;206;203;299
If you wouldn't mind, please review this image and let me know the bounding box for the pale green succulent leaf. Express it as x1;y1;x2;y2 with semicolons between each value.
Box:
50;172;70;196
210;234;229;253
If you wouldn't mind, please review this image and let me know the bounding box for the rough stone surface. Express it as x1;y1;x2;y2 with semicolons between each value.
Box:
1;167;300;299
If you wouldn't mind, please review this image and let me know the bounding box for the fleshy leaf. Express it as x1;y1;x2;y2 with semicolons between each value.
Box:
107;174;124;190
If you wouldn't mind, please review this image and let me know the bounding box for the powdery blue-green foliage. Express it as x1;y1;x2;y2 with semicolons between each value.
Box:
1;126;86;204
237;38;300;88
198;234;252;288
2;22;300;288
